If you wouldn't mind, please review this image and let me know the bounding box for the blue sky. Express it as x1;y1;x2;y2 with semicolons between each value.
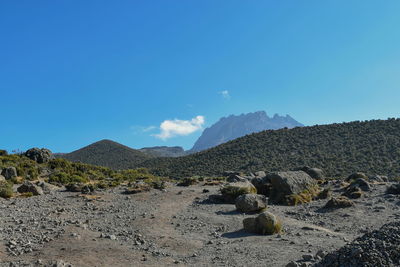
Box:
1;1;400;152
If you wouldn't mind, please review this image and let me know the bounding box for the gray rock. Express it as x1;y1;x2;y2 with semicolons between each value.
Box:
227;174;248;183
17;181;44;196
235;194;267;213
243;211;281;235
221;181;257;203
251;176;272;196
286;261;300;267
302;254;314;261
298;166;324;180
254;171;266;178
369;175;389;183
386;183;400;195
24;147;52;163
37;181;60;194
350;178;371;191
267;171;316;204
2;167;17;180
324;196;354;209
346;172;368;182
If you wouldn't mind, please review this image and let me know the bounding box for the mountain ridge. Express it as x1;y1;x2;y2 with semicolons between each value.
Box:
190;111;303;152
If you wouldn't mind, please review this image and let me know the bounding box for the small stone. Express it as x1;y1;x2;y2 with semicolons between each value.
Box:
302;254;314;261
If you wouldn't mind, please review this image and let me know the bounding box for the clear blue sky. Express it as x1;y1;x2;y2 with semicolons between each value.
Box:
1;1;400;152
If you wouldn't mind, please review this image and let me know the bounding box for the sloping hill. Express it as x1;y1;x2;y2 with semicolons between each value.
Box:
191;111;303;152
140;118;400;178
61;139;152;169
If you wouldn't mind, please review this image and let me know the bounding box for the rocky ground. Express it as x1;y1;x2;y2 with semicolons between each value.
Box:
0;180;399;267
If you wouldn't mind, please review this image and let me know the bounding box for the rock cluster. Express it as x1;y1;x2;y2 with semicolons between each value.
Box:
24;148;53;163
1;167;17;180
316;221;400;266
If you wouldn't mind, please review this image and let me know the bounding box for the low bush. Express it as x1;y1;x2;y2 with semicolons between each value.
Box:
0;181;13;198
285;185;321;206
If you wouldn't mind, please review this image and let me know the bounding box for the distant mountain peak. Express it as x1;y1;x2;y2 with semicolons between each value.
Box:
190;111;303;152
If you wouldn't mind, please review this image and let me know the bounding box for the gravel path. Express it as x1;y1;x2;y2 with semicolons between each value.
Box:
0;182;399;266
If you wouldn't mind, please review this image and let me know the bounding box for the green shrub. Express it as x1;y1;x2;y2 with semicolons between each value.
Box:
221;184;257;200
0;181;13;198
177;177;198;186
48;172;88;185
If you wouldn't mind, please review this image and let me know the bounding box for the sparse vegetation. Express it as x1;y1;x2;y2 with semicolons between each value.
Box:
285;185;321;206
0;181;13;198
177;177;198;186
139;119;400;179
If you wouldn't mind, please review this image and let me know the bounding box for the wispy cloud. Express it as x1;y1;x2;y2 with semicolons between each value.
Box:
153;115;205;140
130;125;157;134
219;90;231;100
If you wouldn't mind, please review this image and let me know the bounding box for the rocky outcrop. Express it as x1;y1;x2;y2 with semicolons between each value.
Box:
191;111;303;152
243;211;281;235
24;148;53;163
17;181;43;196
345;172;368;182
2;167;17;180
267;171;316;204
235;194;267;213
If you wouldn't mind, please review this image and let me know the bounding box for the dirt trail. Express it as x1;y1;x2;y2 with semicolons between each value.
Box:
1;182;399;266
134;187;205;256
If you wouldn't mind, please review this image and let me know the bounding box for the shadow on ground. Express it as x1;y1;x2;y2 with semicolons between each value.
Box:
222;229;254;239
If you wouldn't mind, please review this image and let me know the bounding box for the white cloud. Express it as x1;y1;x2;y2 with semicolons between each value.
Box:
142;126;156;132
153;115;205;140
219;90;230;100
130;125;157;134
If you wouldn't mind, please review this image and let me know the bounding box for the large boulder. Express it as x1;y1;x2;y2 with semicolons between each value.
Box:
267;171;317;204
251;176;272;196
297;166;324;180
346;172;368;182
386;183;400;195
24;148;52;163
17;181;43;196
235;194;267;213
254;171;266;178
348;178;371;192
227;174;248;183
36;181;61;194
221;181;257;203
1;167;17;180
369;175;389;183
243;211;281;235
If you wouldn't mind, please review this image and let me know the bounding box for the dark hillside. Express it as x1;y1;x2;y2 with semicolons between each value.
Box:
61;139;152;170
140;119;400;178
